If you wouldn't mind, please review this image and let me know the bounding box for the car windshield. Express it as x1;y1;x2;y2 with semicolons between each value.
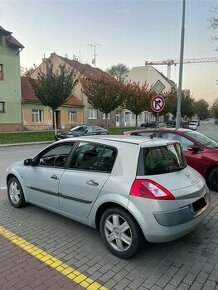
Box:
70;126;87;132
185;131;218;148
142;143;186;175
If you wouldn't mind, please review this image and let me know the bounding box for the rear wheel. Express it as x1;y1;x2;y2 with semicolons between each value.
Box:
208;167;218;192
99;207;143;258
7;177;26;208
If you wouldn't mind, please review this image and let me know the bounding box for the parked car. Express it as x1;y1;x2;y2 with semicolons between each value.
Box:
189;121;198;130
7;135;209;258
166;120;189;129
124;128;218;191
55;125;108;140
140;121;157;128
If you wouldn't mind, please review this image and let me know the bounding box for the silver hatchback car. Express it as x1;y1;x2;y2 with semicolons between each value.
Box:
7;136;210;258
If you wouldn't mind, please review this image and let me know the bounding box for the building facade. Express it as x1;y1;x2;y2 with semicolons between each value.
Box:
30;53;116;129
0;26;24;131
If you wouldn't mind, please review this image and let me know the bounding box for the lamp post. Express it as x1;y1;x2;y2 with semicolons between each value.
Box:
176;0;186;129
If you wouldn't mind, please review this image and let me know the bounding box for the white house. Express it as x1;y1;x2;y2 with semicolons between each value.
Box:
117;65;176;127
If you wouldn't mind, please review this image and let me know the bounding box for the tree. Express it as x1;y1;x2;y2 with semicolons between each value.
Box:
122;82;153;127
106;64;130;82
211;98;218;119
29;62;77;136
195;99;209;120
81;77;123;129
164;90;195;119
209;5;218;50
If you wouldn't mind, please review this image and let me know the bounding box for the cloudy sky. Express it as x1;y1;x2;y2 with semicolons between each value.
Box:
1;0;218;104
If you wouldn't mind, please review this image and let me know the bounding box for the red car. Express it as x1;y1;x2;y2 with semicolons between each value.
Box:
124;128;218;192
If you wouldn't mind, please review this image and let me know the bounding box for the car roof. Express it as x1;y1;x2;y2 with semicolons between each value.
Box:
125;127;193;134
56;135;178;147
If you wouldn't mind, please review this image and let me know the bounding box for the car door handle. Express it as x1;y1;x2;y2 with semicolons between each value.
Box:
51;174;59;180
86;179;99;186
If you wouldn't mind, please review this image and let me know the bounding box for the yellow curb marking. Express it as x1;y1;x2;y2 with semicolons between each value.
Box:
0;226;108;290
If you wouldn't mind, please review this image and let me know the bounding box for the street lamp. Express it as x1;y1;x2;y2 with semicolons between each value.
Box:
176;0;186;129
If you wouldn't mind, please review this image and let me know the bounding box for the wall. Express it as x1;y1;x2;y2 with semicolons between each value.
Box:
0;33;22;131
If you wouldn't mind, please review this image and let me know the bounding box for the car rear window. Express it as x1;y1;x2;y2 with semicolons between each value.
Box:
138;143;186;175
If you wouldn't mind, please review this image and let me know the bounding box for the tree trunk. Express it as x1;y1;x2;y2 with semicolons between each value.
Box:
53;109;57;137
105;113;109;130
135;114;138;128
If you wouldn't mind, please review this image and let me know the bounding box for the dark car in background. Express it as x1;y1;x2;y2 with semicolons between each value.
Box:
56;125;108;140
124;128;218;192
140;121;157;128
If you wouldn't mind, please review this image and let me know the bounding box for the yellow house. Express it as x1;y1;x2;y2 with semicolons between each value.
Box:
21;77;84;130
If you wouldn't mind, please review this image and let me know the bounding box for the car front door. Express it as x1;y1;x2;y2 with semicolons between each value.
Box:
58;142;116;219
24;143;75;209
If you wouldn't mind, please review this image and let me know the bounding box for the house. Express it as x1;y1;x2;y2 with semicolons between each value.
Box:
21;77;84;130
117;65;176;127
30;53;116;129
0;26;24;131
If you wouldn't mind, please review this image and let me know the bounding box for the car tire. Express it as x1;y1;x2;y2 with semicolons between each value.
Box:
99;207;143;259
7;177;26;208
208;167;218;192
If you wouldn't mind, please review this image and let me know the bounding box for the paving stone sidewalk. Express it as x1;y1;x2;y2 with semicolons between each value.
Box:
0;189;218;290
0;233;83;290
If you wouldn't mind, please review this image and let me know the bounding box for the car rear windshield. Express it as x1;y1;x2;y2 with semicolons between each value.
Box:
185;131;218;148
139;143;186;175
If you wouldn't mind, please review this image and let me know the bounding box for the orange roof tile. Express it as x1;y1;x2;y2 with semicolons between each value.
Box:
21;77;83;107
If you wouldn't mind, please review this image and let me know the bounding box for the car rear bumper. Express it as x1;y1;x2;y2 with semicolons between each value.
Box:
153;192;210;227
128;190;210;243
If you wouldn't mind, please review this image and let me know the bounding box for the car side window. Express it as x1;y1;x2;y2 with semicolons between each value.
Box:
70;142;116;172
161;133;194;150
38;143;75;168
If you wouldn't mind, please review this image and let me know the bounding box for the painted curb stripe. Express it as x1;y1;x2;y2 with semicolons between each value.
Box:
0;226;108;290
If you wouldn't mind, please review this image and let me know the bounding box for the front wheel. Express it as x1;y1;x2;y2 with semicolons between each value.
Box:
7;177;26;208
208;167;218;192
99;207;143;258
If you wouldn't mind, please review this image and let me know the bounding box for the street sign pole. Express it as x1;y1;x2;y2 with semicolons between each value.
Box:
156;112;159;128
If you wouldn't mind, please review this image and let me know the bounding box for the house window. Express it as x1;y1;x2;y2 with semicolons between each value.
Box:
32;109;43;123
69;111;77;123
88;108;97;119
0;34;3;46
103;113;110;120
0;64;3;80
0;102;5;113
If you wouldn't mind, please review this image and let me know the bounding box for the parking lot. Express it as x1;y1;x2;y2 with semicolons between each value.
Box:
0;121;218;290
0;187;217;290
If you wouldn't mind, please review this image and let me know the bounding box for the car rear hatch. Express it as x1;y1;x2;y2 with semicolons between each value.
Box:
137;142;207;201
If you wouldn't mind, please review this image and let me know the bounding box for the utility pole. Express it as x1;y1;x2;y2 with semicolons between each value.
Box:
176;0;186;129
88;42;100;67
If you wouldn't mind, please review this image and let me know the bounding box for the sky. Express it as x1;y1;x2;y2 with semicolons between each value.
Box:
0;0;218;105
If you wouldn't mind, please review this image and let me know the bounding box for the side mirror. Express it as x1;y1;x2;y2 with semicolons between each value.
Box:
24;158;36;166
187;145;202;152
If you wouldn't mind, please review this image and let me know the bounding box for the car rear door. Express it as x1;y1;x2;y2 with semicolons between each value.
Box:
58;141;117;219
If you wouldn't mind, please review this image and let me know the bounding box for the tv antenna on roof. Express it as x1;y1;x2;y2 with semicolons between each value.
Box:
88;42;100;67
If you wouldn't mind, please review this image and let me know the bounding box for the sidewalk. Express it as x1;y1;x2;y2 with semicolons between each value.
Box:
0;233;83;290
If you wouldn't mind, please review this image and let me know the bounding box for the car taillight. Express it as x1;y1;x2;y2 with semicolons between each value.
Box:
130;179;175;200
